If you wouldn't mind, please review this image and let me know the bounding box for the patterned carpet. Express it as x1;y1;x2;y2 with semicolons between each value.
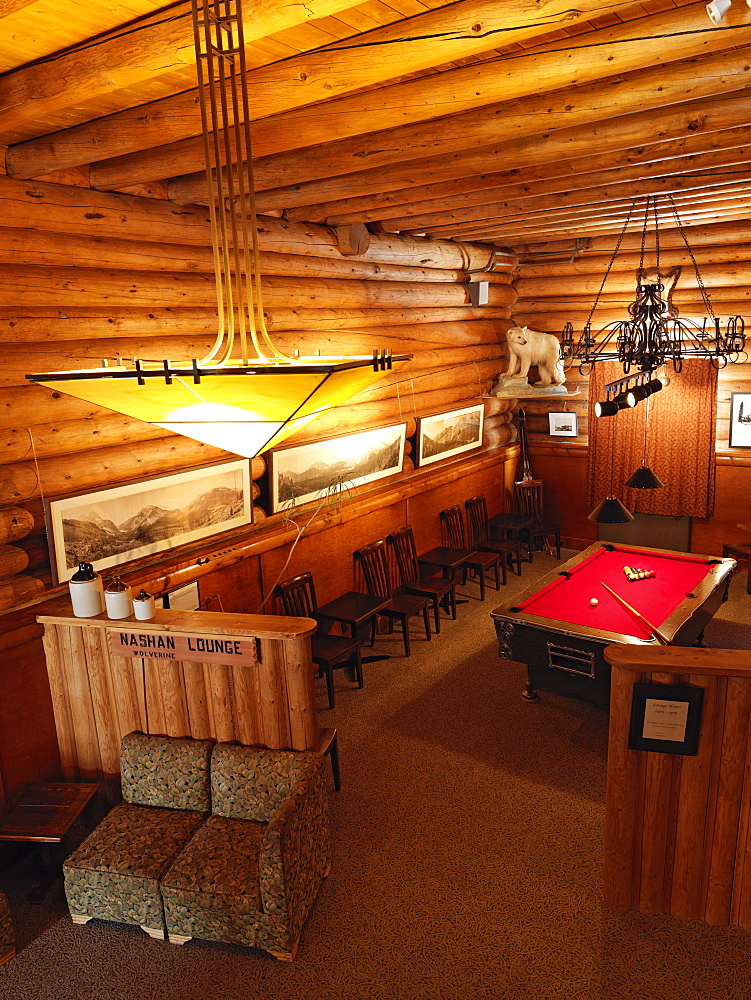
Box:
1;550;751;1000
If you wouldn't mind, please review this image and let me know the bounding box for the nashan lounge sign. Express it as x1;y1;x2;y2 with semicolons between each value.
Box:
107;628;258;666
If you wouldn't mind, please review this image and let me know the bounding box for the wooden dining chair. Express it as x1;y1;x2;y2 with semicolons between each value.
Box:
465;496;523;583
487;486;535;557
439;505;500;601
354;540;432;657
387;525;457;633
514;479;562;561
274;571;363;709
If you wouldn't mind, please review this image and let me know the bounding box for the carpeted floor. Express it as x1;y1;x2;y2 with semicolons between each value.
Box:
1;549;751;1000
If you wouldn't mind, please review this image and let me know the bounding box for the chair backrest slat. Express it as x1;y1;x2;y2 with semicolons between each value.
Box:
355;540;393;598
465;496;489;546
387;526;420;587
515;479;544;521
440;505;467;549
274;571;318;619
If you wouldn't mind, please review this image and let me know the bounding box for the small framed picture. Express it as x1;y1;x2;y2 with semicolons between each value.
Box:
628;682;704;756
548;412;578;437
729;393;751;448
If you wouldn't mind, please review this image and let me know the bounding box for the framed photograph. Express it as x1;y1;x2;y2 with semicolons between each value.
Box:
416;404;484;467
270;423;407;513
729;393;751;448
548;411;578;437
47;460;252;585
628;682;704;756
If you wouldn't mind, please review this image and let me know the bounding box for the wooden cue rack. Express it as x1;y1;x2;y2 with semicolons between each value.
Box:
37;600;319;798
603;644;751;930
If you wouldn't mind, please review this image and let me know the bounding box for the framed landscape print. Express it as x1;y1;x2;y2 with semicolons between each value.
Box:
729;393;751;448
416;404;484;467
270;423;407;513
548;411;578;437
47;460;252;584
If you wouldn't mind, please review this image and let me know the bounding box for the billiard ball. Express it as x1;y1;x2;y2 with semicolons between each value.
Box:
590;598;599;606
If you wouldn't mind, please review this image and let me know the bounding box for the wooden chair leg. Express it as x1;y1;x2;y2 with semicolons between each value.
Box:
401;617;410;657
477;566;485;601
422;605;431;641
318;727;341;791
323;663;335;709
497;557;505;587
431;597;440;634
354;647;364;689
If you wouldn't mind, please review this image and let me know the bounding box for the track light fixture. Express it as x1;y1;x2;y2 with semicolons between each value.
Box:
707;0;731;23
595;372;664;417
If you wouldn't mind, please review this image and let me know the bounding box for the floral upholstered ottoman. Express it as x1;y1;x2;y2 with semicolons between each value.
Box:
160;745;332;960
63;732;213;940
0;890;14;964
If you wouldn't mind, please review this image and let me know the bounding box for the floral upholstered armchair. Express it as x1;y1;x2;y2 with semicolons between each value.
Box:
160;744;332;961
63;732;213;940
0;890;14;964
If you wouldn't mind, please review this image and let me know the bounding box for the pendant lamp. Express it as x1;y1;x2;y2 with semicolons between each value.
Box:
588;407;633;523
625;396;664;490
25;0;411;459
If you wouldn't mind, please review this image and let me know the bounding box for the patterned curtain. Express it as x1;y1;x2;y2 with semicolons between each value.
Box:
586;360;717;518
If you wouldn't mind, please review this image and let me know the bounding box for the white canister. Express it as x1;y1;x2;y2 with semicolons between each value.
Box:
68;562;105;617
104;577;133;619
133;588;156;621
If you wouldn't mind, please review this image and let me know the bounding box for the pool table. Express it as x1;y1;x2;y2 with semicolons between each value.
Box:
491;541;736;709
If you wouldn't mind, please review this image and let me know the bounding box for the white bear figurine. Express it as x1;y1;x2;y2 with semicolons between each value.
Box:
502;326;565;386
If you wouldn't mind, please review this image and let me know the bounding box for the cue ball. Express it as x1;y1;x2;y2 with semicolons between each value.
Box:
590;598;599;606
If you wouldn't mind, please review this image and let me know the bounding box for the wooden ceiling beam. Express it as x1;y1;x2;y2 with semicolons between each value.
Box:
391;161;751;236
513;219;751;257
452;201;751;243
245;74;751;215
296;125;751;226
5;0;637;179
0;0;367;141
79;2;750;190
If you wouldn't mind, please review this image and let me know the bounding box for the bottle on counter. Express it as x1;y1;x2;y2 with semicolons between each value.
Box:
68;561;105;617
133;588;156;621
104;576;133;619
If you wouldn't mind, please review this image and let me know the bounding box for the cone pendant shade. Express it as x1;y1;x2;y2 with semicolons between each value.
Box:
588;497;634;523
625;466;664;489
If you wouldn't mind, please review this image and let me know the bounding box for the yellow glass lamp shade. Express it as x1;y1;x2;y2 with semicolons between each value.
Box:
27;356;411;458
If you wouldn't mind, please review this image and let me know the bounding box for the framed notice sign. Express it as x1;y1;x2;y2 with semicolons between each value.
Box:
628;682;704;756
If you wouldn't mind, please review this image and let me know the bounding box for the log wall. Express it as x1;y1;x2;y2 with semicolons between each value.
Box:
509;217;751;552
0;173;517;802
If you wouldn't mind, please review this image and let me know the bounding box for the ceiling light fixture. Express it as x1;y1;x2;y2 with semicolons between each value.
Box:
561;195;746;408
25;0;411;459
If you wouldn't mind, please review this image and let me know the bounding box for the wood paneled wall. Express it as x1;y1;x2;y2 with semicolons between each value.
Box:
509;218;751;553
0;172;519;802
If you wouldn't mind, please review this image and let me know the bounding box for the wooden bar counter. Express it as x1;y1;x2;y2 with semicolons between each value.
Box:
37;600;319;792
603;644;751;929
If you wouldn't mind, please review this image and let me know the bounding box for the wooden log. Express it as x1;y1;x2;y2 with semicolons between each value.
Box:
516;243;751;279
515;263;751;299
0;0;363;141
354;358;502;404
0;574;44;609
0;175;512;272
0;506;34;542
0;265;518;310
0;308;220;345
247;79;751;214
0;228;514;286
299;130;751;227
8;0;632;177
155;7;751;197
0;439;264;503
0;544;29;577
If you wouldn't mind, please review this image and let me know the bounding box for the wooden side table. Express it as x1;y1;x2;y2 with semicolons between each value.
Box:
0;782;99;902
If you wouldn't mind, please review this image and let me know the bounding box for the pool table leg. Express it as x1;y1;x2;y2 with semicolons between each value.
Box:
522;666;539;702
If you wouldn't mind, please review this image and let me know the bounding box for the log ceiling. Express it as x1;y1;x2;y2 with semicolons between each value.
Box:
2;0;751;251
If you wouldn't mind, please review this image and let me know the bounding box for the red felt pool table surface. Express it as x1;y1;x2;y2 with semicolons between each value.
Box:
514;544;715;641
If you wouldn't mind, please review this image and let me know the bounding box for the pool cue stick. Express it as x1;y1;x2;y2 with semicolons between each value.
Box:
600;582;671;645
